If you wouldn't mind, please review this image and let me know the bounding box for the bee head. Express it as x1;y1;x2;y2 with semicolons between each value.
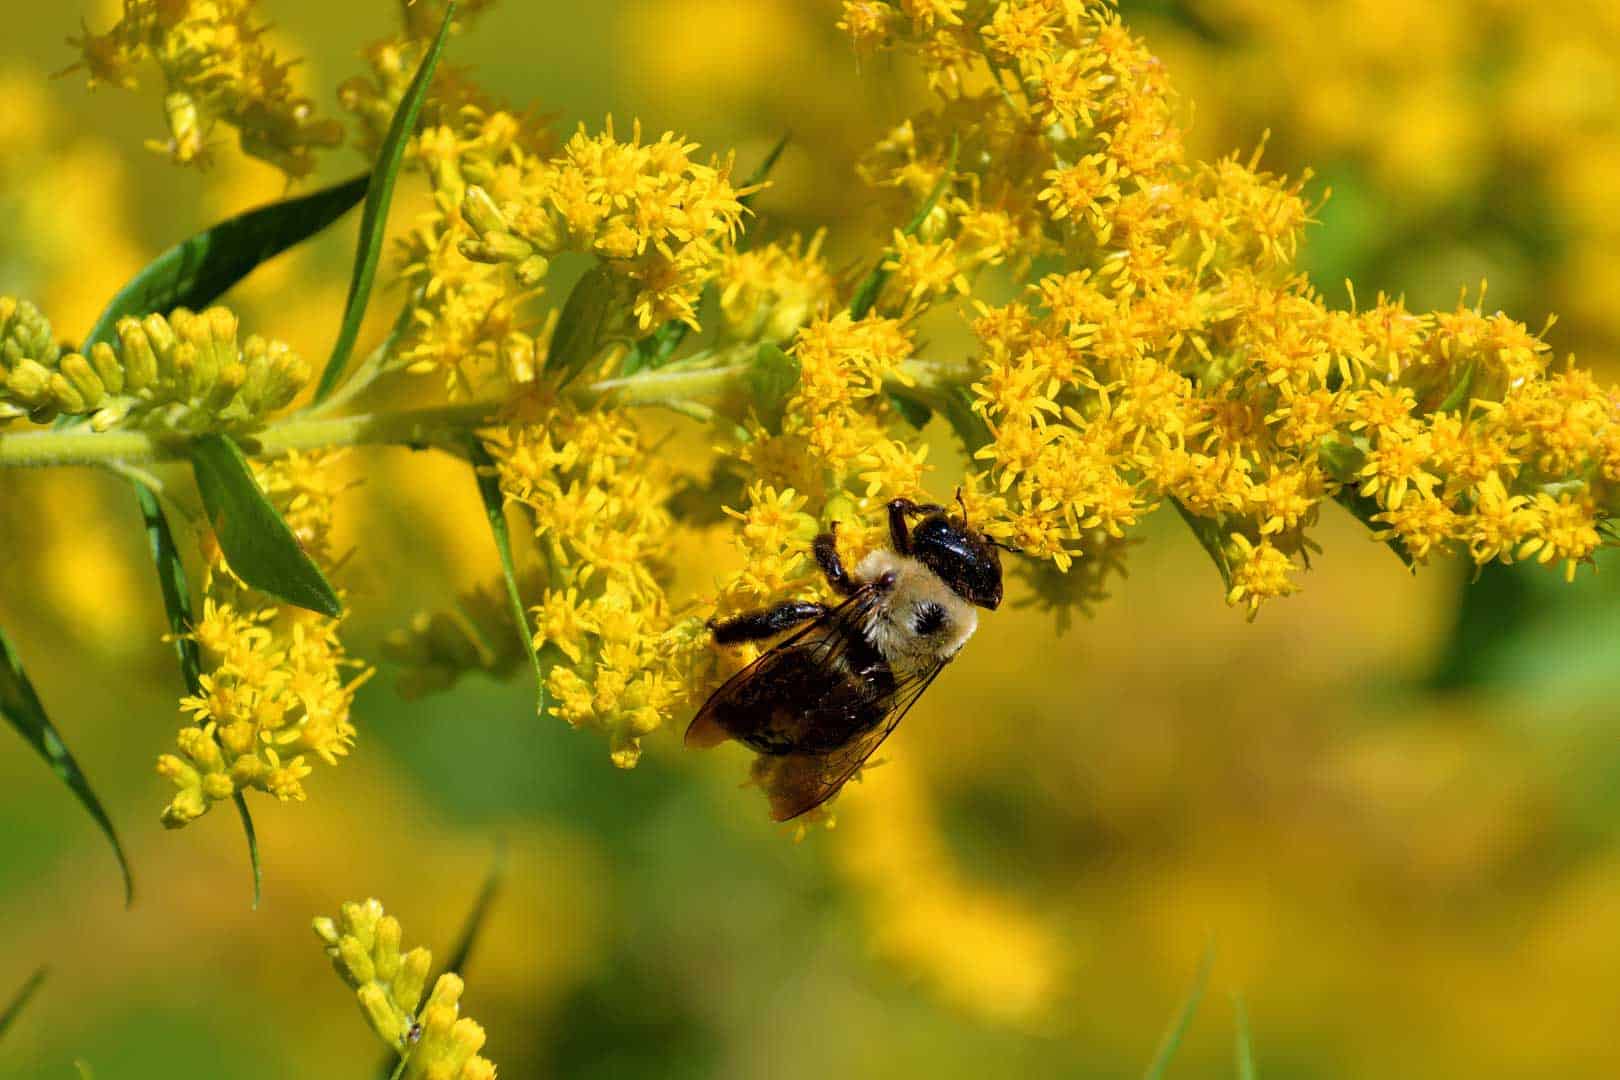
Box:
910;511;1003;610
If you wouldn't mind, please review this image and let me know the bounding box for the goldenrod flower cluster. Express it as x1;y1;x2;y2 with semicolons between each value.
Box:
0;300;307;431
457;117;754;333
485;395;679;768
68;0;343;177
825;0;1620;618
157;450;371;827
313;898;496;1080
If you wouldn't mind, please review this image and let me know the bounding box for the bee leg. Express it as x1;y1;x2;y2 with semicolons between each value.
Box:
886;498;945;554
814;529;859;596
709;601;828;644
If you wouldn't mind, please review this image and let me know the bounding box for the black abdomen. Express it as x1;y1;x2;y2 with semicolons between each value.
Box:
710;634;895;756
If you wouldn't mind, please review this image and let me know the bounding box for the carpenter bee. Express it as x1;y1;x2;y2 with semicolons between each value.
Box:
686;497;1004;821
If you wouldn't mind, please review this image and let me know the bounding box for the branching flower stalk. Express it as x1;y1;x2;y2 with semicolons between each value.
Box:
3;0;1617;830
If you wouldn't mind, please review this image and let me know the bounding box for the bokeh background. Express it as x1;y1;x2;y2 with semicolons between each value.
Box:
3;1;1620;1076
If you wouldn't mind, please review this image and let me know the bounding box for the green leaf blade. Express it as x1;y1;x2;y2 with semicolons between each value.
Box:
1333;487;1416;570
0;630;133;906
849;133;958;320
469;440;546;714
0;966;48;1041
315;2;458;402
1143;943;1214;1080
83;173;369;350
190;433;341;617
547;264;619;387
133;480;262;907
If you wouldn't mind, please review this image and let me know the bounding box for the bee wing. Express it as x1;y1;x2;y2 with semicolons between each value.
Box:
755;658;948;822
686;585;883;751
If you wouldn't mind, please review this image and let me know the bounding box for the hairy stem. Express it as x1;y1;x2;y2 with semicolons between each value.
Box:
0;363;757;469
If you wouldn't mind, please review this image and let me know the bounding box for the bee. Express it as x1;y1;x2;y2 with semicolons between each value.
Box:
686;497;1004;821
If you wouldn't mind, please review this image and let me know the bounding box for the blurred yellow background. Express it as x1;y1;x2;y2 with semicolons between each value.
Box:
3;1;1620;1076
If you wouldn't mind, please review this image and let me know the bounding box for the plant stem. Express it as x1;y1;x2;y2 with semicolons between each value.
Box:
0;363;756;469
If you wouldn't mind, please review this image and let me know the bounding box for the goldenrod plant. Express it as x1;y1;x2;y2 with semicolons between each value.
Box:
0;3;1616;1067
0;0;1614;866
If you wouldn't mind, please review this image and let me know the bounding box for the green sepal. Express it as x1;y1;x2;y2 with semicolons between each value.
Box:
190;433;342;616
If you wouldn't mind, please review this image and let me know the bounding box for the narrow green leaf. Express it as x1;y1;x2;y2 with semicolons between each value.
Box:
315;2;458;402
133;481;262;907
1233;995;1257;1080
849;133;958;319
84;174;369;350
547;264;619;387
0;967;47;1040
190;433;342;616
469;440;546;714
0;630;132;906
133;481;202;690
1171;498;1234;590
886;389;932;429
374;845;507;1080
622;132;792;376
746;342;801;430
1333;487;1416;570
443;842;507;978
1434;359;1476;414
941;382;992;454
1144;943;1214;1080
234;792;262;910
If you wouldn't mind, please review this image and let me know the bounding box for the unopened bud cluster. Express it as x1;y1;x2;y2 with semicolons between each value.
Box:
314;899;497;1080
0;298;307;431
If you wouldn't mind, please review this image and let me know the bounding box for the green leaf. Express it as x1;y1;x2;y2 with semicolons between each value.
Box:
547;264;619;387
133;481;203;690
941;383;992;454
1332;487;1416;570
849;133;958;319
1143;943;1214;1080
746;342;801;430
1434;359;1476;414
315;2;458;402
1171;498;1234;590
1233;995;1257;1080
0;967;47;1040
132;480;262;907
234;791;262;910
469;440;546;714
190;433;342;616
443;842;507;978
886;389;933;429
83;174;369;350
375;845;507;1080
0;630;132;906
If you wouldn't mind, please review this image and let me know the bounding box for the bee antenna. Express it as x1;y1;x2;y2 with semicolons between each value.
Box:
954;486;968;524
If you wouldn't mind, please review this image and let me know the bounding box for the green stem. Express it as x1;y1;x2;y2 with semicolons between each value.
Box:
0;363;759;469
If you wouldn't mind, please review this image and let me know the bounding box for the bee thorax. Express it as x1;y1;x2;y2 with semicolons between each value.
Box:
854;549;979;671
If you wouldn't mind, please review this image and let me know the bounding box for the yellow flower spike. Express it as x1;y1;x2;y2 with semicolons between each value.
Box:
315;901;498;1077
159;451;369;827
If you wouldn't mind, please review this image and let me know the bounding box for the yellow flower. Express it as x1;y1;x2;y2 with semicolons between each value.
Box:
67;0;343;177
314;899;497;1080
157;451;371;827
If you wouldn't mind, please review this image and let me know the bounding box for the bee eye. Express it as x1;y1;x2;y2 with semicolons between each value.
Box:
912;602;947;636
